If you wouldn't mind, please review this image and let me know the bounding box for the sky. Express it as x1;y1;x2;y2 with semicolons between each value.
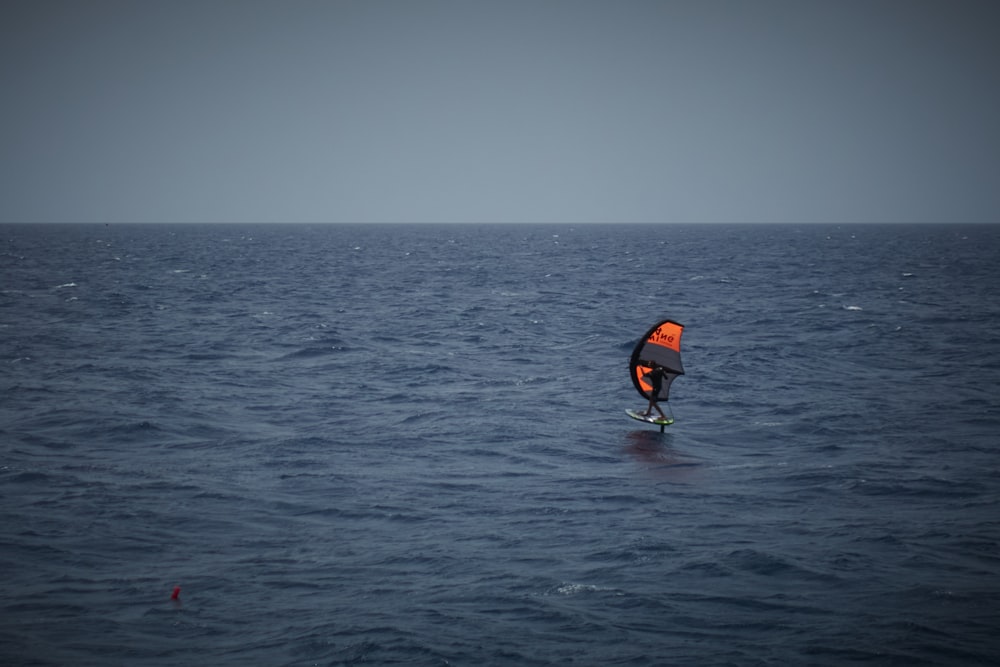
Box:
2;0;999;223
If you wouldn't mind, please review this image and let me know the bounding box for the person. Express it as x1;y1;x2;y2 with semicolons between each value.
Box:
642;363;669;420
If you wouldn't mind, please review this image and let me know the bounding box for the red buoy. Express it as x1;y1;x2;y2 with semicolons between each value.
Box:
170;586;181;600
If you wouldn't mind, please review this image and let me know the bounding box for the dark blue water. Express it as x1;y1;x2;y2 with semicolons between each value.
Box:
2;223;999;666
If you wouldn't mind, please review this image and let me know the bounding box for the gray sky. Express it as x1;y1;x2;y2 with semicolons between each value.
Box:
2;0;998;223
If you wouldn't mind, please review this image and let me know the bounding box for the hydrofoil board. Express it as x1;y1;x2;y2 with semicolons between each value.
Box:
625;409;674;426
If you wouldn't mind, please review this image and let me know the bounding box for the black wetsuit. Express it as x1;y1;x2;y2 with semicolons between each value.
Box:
649;367;667;398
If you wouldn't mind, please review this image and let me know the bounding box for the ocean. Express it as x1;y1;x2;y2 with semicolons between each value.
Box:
2;222;998;666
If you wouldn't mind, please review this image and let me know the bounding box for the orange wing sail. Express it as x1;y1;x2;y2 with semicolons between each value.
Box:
630;319;685;401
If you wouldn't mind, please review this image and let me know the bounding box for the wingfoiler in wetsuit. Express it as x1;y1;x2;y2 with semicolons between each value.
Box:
642;364;669;419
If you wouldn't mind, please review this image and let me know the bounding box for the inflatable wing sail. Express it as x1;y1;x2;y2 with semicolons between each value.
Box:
630;319;685;401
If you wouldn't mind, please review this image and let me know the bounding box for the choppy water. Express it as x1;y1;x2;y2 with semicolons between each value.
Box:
2;223;999;666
